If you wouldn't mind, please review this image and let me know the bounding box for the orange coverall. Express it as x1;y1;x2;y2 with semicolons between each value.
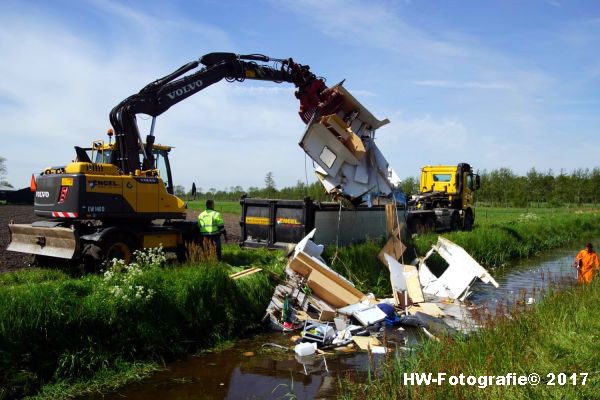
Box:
575;249;600;284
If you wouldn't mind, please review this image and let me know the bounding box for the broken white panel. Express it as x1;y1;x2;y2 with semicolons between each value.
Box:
353;306;387;326
419;237;499;300
314;143;398;201
354;158;369;184
293;228;324;261
333;84;390;130
386;254;425;303
418;260;439;289
385;254;408;292
337;301;371;316
370;143;401;193
300;123;360;177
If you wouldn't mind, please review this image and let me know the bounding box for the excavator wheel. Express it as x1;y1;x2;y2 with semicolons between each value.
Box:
82;233;138;272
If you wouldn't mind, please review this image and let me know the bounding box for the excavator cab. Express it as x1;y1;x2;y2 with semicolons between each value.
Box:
90;141;175;195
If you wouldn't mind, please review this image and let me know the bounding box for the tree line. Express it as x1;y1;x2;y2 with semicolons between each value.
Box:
179;167;600;208
400;167;600;208
476;167;600;208
175;172;331;202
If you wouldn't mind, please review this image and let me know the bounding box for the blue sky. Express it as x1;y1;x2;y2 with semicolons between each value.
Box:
1;0;599;191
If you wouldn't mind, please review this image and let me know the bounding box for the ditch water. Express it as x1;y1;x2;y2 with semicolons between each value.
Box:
90;244;582;400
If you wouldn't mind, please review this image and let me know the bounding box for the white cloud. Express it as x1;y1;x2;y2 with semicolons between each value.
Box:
1;0;598;192
0;3;312;190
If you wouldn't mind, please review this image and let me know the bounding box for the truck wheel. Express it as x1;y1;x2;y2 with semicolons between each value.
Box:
450;212;461;231
463;211;474;231
424;216;436;233
417;216;435;234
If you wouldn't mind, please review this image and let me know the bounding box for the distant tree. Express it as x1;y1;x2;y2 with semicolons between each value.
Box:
0;156;12;188
263;171;277;198
591;168;600;205
264;172;276;191
174;185;186;197
400;176;419;197
245;186;258;198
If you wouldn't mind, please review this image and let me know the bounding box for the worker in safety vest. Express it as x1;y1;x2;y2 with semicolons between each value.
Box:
198;199;227;260
573;243;599;284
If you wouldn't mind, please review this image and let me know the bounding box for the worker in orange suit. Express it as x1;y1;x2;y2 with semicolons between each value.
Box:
573;243;599;284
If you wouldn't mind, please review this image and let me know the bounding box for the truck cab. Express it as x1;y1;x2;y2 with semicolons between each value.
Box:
408;163;480;232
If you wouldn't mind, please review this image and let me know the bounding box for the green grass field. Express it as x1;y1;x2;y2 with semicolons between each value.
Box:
186;199;241;215
475;207;572;225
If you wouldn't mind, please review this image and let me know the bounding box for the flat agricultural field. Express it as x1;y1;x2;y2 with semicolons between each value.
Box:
186;200;241;215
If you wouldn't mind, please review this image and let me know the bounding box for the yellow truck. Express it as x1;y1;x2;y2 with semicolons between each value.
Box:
407;163;480;233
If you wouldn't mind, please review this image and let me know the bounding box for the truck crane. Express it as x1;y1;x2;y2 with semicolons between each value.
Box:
8;52;339;269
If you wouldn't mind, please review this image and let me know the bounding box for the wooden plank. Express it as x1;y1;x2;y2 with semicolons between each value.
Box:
318;309;336;322
377;235;406;268
307;269;363;308
404;265;425;304
342;131;366;161
322;114;351;140
290;251;365;299
230;267;263;280
352;336;382;351
385;204;397;237
408;303;445;318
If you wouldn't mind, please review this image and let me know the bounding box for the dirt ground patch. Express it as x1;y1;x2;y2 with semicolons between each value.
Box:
0;205;241;273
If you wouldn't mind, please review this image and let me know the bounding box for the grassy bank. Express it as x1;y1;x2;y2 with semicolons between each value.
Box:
0;247;285;399
341;278;600;399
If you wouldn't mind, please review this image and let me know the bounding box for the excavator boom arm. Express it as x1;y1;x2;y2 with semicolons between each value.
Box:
109;52;327;174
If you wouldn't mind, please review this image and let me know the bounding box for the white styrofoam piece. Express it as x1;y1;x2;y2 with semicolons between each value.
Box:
294;228;317;257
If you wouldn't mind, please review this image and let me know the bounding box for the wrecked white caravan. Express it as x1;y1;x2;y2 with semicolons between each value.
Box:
418;237;499;301
299;84;401;202
262;229;499;350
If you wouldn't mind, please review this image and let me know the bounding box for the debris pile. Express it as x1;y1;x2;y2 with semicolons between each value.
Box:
262;222;499;355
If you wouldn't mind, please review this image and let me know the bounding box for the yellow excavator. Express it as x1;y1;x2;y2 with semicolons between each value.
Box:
8;52;339;269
